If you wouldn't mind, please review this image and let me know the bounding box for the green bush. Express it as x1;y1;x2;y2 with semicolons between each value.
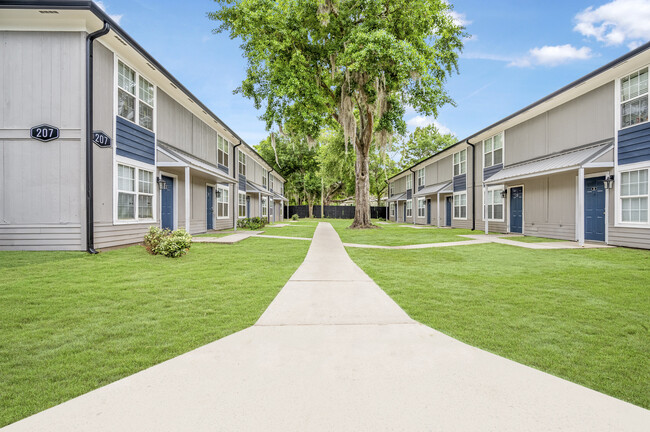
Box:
144;226;192;258
291;214;299;221
237;217;268;230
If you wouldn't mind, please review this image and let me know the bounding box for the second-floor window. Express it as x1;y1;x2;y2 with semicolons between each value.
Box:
453;149;467;176
484;132;504;168
217;136;229;167
621;67;648;128
390;183;394;196
238;151;246;176
117;60;154;131
417;168;425;188
406;175;412;191
262;168;268;189
270;175;274;191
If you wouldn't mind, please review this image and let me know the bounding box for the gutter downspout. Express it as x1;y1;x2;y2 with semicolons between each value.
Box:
466;139;477;231
85;22;110;254
408;168;416;225
232;141;242;231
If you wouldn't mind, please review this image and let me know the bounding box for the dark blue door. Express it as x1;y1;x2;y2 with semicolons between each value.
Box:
510;187;523;233
161;175;174;231
206;186;214;230
445;196;452;226
585;177;605;241
426;199;431;225
403;203;406;222
246;196;250;218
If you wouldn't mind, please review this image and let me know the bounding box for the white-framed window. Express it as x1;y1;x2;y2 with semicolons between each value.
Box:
117;60;154;131
453;192;467;219
620;168;648;223
484;132;504;168
417;168;425;188
389;183;394;196
620;67;648;129
262;196;268;217
217;136;229;167
238;151;246;176
485;187;504;221
406;174;412;191
262;168;268;189
217;185;229;218
238;192;246;218
117;162;154;221
270;175;274;192
406;199;412;217
453;149;467;176
390;202;395;217
417;197;426;217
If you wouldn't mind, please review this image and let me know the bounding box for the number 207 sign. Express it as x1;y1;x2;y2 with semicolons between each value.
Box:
30;124;60;142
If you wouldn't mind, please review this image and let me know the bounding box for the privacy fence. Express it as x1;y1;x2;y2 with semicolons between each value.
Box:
285;205;387;220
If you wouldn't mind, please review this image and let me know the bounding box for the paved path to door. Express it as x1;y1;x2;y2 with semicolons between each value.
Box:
4;223;647;431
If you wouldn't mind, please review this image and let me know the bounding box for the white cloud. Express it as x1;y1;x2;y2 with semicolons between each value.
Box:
406;116;454;135
574;0;650;48
449;10;471;27
96;1;123;25
509;44;593;67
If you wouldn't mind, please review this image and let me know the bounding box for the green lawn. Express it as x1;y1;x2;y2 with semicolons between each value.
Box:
0;238;309;427
347;244;650;408
502;235;565;243
298;218;475;246
261;224;317;238
193;232;232;238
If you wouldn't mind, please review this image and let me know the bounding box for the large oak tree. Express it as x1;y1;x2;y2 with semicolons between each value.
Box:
210;0;464;228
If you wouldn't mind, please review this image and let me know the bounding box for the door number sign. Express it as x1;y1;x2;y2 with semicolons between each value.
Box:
93;131;111;148
30;124;60;142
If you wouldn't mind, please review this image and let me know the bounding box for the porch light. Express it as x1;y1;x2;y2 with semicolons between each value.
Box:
156;177;168;190
604;175;615;190
500;189;508;198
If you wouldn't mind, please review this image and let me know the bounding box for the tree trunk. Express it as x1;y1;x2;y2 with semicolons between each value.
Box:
351;141;373;228
307;198;314;218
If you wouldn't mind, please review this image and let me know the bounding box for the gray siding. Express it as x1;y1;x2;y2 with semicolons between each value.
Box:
0;31;85;250
608;227;650;249
484;163;503;181
618;122;650;165
453;174;466;192
116;116;155;164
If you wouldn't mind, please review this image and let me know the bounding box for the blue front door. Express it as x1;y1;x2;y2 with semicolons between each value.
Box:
403;203;406;221
206;186;214;230
585;177;606;241
161;175;174;230
445;197;452;226
426;199;431;225
246;196;250;218
510;187;523;233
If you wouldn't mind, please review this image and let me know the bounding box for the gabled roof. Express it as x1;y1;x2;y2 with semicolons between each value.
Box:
386;193;407;202
414;181;452;196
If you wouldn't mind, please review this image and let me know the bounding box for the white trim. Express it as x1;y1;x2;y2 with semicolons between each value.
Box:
483;131;505;169
453;149;467;176
185;167;191;232
585;171;612;244
216;184;230;219
616;164;650;228
115;56;157;134
158;170;178;230
417;168;425;189
113;156;157;225
618;65;649;130
238;191;247;219
485;185;505;222
417;197;426;218
452;191;468;220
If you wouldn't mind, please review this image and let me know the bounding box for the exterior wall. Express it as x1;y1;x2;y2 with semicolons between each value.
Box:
0;31;86;250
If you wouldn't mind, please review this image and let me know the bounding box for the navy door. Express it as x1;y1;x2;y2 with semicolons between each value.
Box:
585;177;606;241
246;196;250;218
403;203;406;222
445;197;452;226
510;187;523;233
206;186;214;230
161;175;174;230
426;199;431;225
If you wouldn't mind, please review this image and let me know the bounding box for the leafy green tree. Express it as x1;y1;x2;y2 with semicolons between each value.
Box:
370;147;398;206
398;124;457;169
318;129;355;205
210;0;464;228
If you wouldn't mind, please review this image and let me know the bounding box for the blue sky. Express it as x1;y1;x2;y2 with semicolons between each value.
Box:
98;0;650;145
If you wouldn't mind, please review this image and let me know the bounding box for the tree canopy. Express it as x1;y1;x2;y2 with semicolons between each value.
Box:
210;0;465;227
398;124;457;169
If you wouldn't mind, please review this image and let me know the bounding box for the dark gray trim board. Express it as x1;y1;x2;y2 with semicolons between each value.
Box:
618;122;650;165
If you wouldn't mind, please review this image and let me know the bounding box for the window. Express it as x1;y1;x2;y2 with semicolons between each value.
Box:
406;199;412;217
389;183;394;197
238;192;246;218
453;149;467;176
390;203;395;217
620;169;648;223
238;151;246;176
217;136;229;167
620;67;648;128
485;188;504;221
484;133;504;168
417;168;425;188
454;192;467;219
406;175;412;191
262;168;268;189
117;163;154;221
417;198;426;217
217;185;229;218
117;60;154;131
262;196;268;217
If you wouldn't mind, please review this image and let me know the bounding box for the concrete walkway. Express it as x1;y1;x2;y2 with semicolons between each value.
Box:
192;231;262;244
4;223;647;431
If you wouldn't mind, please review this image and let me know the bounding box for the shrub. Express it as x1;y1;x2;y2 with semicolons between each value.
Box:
237;217;268;230
144;226;192;258
291;214;299;221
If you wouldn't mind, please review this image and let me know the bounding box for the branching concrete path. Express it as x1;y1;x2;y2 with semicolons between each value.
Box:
4;223;647;431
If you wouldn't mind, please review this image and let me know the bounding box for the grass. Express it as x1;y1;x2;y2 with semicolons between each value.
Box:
261;223;317;238
291;218;475;246
503;235;565;243
347;244;650;408
193;232;232;238
0;238;309;427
